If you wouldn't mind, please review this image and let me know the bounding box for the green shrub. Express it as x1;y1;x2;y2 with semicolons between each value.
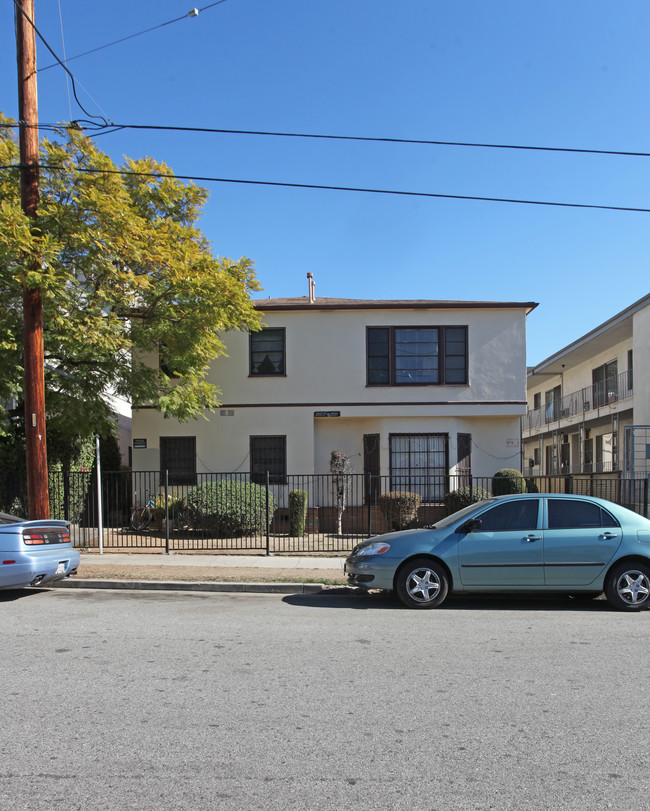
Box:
378;491;422;531
492;468;527;496
187;480;275;536
153;493;185;520
444;485;491;514
288;489;308;536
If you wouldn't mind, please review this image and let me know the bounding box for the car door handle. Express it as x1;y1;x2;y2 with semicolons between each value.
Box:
599;532;618;540
523;535;541;542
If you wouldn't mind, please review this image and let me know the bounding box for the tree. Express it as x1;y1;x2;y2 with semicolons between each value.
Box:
330;450;351;536
0;115;261;449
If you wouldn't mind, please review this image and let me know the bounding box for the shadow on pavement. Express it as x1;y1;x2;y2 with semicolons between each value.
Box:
284;590;617;612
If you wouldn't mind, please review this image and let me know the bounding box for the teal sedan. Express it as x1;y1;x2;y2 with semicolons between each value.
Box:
345;494;650;611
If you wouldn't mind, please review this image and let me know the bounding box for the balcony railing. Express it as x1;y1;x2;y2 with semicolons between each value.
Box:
523;370;633;432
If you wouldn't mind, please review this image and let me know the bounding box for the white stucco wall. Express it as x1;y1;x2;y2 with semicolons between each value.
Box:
131;302;530;480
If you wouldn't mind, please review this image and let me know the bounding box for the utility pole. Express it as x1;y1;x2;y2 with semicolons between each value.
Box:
15;0;49;519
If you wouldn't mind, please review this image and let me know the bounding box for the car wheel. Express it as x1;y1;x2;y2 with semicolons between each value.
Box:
395;558;449;609
604;561;650;611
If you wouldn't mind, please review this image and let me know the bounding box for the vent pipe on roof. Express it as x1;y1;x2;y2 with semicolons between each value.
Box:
307;272;316;303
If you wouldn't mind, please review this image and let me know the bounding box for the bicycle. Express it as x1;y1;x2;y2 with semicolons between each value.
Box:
130;492;156;531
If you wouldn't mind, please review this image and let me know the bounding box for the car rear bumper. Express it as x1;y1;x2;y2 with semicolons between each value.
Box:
0;548;80;590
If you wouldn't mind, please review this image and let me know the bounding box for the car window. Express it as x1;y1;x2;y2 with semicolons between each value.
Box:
477;500;539;532
547;500;619;529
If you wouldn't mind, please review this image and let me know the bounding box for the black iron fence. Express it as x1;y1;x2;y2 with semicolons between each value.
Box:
33;469;649;553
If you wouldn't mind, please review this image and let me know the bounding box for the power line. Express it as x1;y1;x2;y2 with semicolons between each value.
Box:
92;123;650;159
38;2;229;72
2;120;650;160
3;163;648;214
11;0;109;126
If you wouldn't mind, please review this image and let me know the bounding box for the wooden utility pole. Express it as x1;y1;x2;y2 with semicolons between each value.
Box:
16;0;49;518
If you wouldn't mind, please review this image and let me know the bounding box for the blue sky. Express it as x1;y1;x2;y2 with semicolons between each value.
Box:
3;0;650;365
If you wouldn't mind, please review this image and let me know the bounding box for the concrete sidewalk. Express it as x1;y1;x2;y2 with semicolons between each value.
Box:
51;551;351;595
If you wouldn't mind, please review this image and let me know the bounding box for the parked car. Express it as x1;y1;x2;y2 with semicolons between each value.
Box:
0;512;80;590
345;494;650;611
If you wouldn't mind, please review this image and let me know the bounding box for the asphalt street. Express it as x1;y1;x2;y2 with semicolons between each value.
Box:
2;588;649;810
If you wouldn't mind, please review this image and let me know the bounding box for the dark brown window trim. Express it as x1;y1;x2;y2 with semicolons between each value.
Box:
249;327;286;377
366;325;468;387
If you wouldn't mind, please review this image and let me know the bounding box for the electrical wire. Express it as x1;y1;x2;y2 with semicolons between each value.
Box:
91;123;650;159
38;1;229;73
2;161;648;214
2;120;650;160
12;0;110;126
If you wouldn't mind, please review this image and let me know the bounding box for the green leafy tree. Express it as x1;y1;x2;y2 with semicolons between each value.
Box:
0;115;261;449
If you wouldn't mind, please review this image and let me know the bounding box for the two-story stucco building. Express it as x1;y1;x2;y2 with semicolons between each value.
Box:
131;286;537;503
522;292;650;478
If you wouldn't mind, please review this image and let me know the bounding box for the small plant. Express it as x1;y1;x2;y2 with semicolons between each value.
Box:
492;468;527;496
330;450;351;536
378;491;422;531
153;493;185;520
444;485;491;514
288;489;308;536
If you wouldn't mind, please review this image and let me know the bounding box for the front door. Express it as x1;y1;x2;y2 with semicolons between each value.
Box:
363;434;380;505
458;499;544;587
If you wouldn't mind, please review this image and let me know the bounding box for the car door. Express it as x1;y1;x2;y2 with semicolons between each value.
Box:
458;499;544;587
543;498;622;586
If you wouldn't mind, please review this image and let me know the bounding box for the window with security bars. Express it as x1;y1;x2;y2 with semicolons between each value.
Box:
250;436;287;484
389;434;448;502
160;436;196;486
367;326;467;385
250;328;286;376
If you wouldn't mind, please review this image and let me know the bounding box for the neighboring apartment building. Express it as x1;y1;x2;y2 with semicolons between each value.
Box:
131;286;537;503
522;293;650;478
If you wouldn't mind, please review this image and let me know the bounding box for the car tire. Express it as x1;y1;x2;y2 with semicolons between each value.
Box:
395;558;449;609
604;561;650;611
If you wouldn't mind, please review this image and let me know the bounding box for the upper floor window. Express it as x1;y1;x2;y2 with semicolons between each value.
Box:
367;326;467;386
250;328;286;376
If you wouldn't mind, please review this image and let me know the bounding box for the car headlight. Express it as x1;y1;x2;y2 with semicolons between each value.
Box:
356;542;391;556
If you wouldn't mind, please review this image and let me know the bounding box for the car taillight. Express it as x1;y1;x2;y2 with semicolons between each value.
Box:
23;530;70;545
23;532;45;545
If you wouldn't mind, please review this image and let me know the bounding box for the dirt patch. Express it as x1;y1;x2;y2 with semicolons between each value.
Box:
76;563;347;586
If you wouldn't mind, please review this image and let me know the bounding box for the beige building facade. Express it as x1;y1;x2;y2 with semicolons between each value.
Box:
523;293;650;478
132;294;537;501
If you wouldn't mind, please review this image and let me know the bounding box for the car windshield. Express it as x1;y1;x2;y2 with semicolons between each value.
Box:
428;500;495;530
0;511;24;524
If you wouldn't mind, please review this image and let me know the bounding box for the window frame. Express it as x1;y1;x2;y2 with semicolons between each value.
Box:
159;436;196;486
389;432;449;503
366;325;468;387
250;435;287;485
249;327;286;377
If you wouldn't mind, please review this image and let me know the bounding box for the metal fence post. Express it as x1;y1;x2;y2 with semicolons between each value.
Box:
366;472;372;537
265;470;271;556
164;470;170;555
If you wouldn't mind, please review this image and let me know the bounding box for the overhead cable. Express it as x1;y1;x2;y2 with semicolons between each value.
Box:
38;1;229;72
2;163;646;214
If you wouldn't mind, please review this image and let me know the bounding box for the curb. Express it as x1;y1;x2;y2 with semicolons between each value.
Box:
51;579;355;595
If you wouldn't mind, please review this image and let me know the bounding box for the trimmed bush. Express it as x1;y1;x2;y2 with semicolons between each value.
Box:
492;468;527;496
187;480;275;536
444;485;491;514
288;490;308;536
378;491;422;531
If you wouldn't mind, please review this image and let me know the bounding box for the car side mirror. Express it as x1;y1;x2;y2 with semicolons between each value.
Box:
460;518;482;533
